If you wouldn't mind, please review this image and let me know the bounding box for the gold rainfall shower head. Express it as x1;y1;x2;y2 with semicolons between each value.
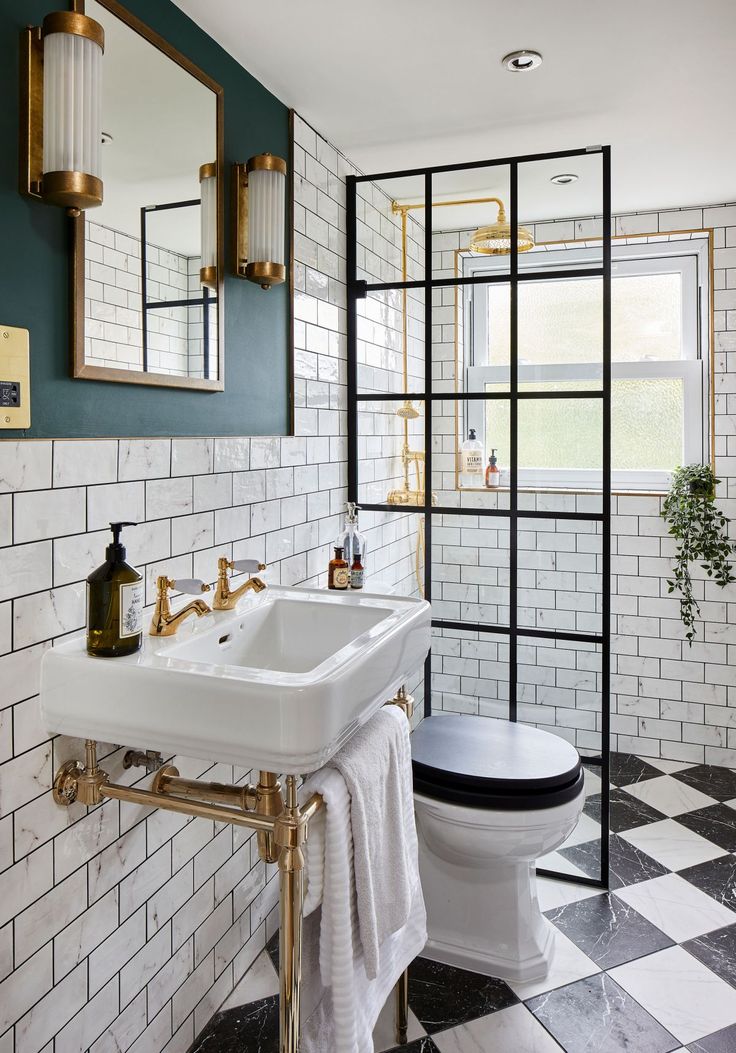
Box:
470;202;535;255
396;399;421;420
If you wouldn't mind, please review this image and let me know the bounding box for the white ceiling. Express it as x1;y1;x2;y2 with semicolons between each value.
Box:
172;0;736;219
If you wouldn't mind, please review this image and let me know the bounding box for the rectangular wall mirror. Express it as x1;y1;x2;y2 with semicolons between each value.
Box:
72;0;224;390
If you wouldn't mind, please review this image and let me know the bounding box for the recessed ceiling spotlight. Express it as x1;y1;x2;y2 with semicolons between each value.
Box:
550;173;578;185
101;131;114;146
502;49;543;72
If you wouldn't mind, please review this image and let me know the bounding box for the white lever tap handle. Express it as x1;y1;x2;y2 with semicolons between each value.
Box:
231;559;265;574
172;579;211;595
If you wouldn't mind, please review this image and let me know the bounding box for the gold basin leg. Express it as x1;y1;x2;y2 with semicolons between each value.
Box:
395;967;409;1045
278;775;305;1053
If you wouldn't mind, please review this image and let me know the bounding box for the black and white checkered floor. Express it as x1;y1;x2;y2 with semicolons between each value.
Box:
191;753;736;1052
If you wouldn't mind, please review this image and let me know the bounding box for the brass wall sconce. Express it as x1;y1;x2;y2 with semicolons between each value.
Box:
20;10;105;216
199;161;218;288
232;153;287;289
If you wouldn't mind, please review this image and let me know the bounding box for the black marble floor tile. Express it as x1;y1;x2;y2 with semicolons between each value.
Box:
545;892;674;969
682;924;736;988
266;931;279;973
674;804;736;852
583;792;602;823
526;972;680;1053
609;788;668;833
672;764;736;802
688;1022;736;1052
407;956;518;1035
559;832;669;889
680;854;736;911
610;753;662;787
191;996;278;1053
385;1039;440;1053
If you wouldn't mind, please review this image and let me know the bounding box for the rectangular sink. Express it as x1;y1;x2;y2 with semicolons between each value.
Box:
41;586;430;772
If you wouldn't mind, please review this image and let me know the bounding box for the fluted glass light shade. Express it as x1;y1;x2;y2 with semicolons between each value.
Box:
41;12;104;212
245;153;287;289
199;162;217;289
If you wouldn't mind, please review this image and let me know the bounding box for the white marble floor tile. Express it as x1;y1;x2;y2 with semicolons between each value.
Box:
609;945;736;1045
536;876;602;912
583;767;602;796
640;756;694;776
622;775;716;817
509;929;600;1001
221;950;278;1010
559;812;601;849
613;873;735;943
537;851;589;878
372;1001;424;1052
725;798;736;810
433;1002;564;1052
619;819;726;871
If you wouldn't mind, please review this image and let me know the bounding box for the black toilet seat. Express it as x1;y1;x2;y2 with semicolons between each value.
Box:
412;715;584;810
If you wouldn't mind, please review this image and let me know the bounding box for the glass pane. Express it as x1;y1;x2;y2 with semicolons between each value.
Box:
356;398;425;507
357;288;425;395
431;625;510;718
612;272;682;362
487;396;603;475
518;517;603;636
431;164;512;281
431;512;510;630
614;377;683;470
355;175;425;285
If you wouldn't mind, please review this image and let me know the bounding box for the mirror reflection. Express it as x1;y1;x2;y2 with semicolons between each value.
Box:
79;0;221;386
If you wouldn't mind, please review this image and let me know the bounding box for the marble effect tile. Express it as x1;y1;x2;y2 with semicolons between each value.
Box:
221;951;278;1010
688;1022;736;1052
610;753;662;787
622;775;717;817
610;945;736;1045
613;873;735;942
642;757;694;775
509;929;600;1001
535;876;602;913
190;995;278;1053
527;972;679;1053
560;832;669;889
408;957;518;1034
683;924;736;989
679;854;736;911
620;819;728;873
672;764;736;803
545;892;673;969
433;1002;564;1052
373;999;425;1052
386;1039;440;1053
674;804;736;852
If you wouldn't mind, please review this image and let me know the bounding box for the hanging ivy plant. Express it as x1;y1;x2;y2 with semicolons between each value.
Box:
661;464;735;644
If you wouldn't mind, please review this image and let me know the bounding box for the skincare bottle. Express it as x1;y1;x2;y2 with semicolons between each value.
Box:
87;522;143;657
485;449;501;488
338;502;367;577
350;547;364;590
328;547;349;590
460;428;484;488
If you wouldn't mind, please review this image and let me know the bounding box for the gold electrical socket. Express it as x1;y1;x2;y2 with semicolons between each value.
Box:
0;326;30;429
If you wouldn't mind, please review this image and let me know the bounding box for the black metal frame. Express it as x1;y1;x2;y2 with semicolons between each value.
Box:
140;199;216;379
347;145;611;889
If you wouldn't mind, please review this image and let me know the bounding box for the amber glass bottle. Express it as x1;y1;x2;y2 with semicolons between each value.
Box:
328;546;349;590
87;522;143;657
350;548;364;589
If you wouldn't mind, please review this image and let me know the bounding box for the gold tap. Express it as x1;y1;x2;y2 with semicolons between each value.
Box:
213;556;267;610
149;576;212;637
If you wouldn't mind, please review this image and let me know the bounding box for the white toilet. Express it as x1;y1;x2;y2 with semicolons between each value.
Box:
412;714;585;983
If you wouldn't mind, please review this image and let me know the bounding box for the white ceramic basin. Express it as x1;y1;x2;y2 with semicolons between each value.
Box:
40;586;431;772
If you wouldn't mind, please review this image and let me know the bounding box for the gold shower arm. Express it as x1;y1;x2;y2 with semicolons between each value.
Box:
392;196;506;221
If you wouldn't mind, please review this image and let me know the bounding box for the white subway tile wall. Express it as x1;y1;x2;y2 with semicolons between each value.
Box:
0;116;424;1053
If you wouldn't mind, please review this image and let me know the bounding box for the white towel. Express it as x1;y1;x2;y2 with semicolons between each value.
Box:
300;710;426;1053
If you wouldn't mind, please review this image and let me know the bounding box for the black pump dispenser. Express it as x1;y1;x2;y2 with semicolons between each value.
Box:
106;521;135;561
87;521;144;658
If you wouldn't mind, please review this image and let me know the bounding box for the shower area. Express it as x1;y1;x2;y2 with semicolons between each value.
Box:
347;146;611;887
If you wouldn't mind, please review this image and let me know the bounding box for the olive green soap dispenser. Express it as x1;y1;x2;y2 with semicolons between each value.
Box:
87;522;144;657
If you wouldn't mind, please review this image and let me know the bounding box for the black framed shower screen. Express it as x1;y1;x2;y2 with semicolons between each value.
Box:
346;146;611;889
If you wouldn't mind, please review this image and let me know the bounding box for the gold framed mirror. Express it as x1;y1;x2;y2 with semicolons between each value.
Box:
71;0;224;391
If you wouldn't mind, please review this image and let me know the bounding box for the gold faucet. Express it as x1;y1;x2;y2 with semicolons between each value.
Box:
213;557;267;610
149;576;212;637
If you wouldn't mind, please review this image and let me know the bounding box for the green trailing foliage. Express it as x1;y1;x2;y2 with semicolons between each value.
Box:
661;464;735;644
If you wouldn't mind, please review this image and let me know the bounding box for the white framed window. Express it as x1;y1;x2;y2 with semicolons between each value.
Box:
465;237;710;492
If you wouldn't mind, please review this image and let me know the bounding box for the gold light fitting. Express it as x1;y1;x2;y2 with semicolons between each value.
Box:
20;11;105;216
232;152;288;289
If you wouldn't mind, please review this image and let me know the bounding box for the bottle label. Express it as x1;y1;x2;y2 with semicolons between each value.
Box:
333;566;349;589
350;568;364;588
119;581;143;638
462;450;483;474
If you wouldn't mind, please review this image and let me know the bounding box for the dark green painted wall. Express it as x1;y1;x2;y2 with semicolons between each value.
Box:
0;0;290;438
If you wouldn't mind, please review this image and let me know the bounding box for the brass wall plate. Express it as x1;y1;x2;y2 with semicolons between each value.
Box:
232;161;249;278
0;326;31;429
19;26;44;201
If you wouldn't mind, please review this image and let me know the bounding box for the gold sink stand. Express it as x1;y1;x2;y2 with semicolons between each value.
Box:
52;689;414;1052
